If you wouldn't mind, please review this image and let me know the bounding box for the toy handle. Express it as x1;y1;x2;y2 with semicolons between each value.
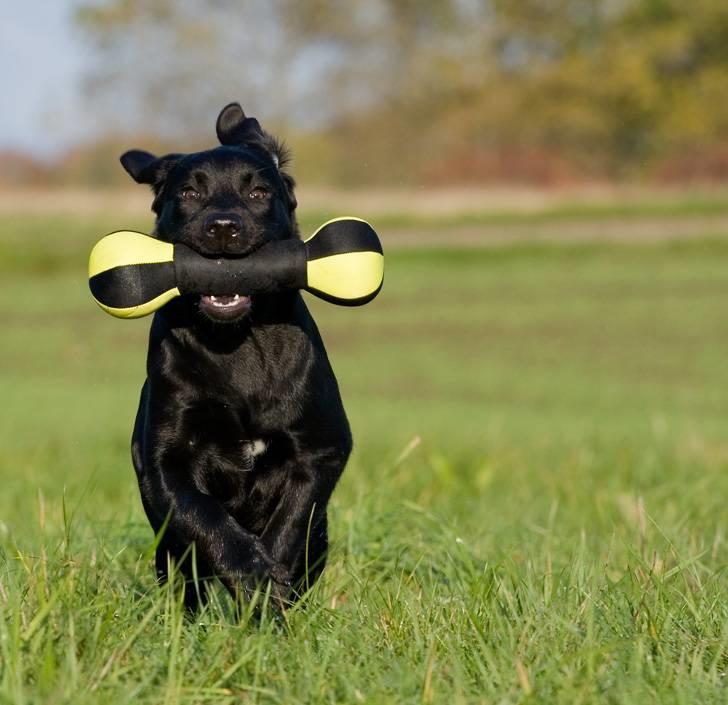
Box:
174;240;306;294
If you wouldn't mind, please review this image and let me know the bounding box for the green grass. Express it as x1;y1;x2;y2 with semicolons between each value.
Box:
0;213;727;704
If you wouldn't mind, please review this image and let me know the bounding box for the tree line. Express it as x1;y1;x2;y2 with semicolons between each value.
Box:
12;0;728;187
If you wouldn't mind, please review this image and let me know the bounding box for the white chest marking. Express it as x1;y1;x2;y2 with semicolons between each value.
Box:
240;439;267;472
249;439;267;457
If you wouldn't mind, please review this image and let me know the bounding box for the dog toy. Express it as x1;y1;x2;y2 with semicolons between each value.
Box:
88;217;384;318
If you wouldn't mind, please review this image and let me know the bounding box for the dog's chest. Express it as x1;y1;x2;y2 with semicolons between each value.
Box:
241;437;267;471
180;324;315;400
193;434;268;501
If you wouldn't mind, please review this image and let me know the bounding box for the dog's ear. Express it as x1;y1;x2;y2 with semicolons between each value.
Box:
120;150;158;183
216;103;283;165
216;103;266;147
120;150;182;186
216;103;292;169
120;150;184;215
216;103;297;211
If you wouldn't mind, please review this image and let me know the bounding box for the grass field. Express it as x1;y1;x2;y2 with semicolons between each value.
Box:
0;206;727;704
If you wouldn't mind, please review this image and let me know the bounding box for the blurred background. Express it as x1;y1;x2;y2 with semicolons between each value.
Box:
2;4;728;700
3;0;728;499
3;0;728;518
7;0;728;190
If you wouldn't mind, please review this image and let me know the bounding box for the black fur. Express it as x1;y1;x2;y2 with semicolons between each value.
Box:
122;105;351;608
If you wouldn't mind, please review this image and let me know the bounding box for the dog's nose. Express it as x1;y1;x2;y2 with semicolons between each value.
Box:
204;215;243;250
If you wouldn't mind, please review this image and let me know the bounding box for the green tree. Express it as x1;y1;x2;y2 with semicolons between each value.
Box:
77;0;728;183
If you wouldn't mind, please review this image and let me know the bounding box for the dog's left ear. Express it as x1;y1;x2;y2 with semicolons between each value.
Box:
216;103;267;150
216;103;260;143
216;103;297;211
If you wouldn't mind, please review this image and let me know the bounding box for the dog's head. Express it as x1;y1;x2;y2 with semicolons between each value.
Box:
120;103;298;322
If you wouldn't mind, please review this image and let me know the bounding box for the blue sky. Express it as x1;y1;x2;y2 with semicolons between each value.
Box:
2;2;90;156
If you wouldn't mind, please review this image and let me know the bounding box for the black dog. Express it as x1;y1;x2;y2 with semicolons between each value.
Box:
121;103;352;608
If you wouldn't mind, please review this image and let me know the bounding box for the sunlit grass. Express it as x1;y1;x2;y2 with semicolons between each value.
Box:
0;213;726;703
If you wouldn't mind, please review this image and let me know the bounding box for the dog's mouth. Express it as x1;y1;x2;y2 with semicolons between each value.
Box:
198;293;252;321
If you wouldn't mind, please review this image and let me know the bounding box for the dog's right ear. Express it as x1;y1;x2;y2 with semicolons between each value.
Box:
120;150;182;186
120;150;157;183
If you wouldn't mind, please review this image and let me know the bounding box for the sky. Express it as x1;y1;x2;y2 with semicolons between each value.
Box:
2;1;91;156
0;1;326;157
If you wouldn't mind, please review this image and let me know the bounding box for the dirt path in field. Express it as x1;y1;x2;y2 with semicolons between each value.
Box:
381;215;728;248
2;187;728;246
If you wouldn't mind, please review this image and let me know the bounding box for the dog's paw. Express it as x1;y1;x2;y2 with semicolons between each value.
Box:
220;540;281;583
269;562;292;587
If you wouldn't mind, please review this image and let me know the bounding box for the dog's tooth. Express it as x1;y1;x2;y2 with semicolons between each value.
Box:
233;294;240;301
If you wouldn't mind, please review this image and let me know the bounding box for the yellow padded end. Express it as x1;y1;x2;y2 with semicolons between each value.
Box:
93;287;181;319
306;251;384;300
88;231;174;278
303;216;370;243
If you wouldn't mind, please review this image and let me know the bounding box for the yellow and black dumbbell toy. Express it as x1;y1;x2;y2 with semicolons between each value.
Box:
88;217;384;318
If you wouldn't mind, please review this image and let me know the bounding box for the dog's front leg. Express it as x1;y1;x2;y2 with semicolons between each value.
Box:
143;470;288;597
260;445;349;593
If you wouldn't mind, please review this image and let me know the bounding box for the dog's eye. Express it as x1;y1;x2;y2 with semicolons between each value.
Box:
249;187;270;200
180;188;201;200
